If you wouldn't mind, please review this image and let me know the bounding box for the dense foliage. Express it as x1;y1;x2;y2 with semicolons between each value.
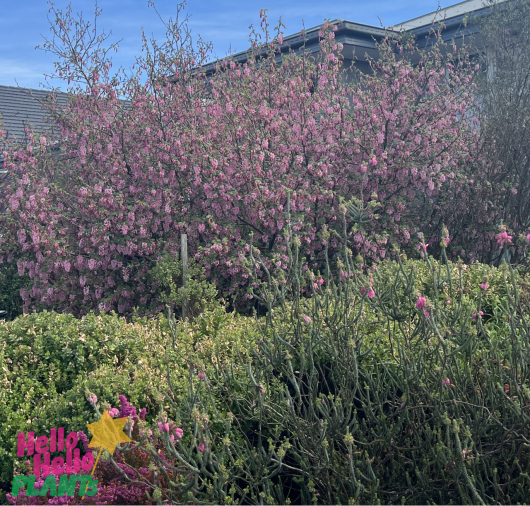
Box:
81;211;530;505
471;0;530;266
0;1;511;317
0;302;259;503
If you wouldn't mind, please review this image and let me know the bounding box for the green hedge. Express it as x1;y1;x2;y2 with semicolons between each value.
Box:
0;305;259;503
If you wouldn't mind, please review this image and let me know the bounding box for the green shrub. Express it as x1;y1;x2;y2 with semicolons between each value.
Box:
0;305;259;503
117;211;530;505
146;254;221;320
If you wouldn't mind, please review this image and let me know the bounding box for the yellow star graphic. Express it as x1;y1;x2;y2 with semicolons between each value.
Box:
86;409;131;456
82;410;132;499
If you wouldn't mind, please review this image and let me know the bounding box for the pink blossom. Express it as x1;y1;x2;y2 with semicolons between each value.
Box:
442;378;451;387
526;234;530;243
367;289;375;299
371;156;377;166
317;278;324;285
88;393;98;404
472;311;484;321
424;311;430;318
361;287;366;294
480;283;488;290
496;231;513;248
175;428;184;439
108;408;119;417
302;314;312;324
416;297;426;309
198;372;206;380
198;444;205;453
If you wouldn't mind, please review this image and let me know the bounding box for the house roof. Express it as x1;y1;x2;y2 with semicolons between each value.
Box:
0;85;69;144
197;0;511;75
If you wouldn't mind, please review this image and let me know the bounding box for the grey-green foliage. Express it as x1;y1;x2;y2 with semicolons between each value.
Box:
105;203;530;505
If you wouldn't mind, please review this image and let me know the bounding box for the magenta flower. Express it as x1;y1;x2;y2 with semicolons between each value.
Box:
444;237;450;246
88;393;98;404
424;311;430;318
480;283;488;290
371;156;377;166
420;243;427;252
198;372;206;380
496;231;513;247
526;233;530;243
198;444;205;453
367;289;375;299
302;315;312;324
416;297;426;309
361;287;366;294
108;408;119;417
472;311;484;321
317;278;324;285
442;378;451;387
175;427;184;439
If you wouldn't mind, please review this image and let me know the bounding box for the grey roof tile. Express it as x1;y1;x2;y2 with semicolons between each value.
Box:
0;85;69;143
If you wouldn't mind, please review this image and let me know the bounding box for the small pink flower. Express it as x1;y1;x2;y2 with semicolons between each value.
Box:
446;300;451;305
108;408;119;417
416;297;426;309
175;428;184;439
424;311;430;318
170;435;175;442
420;243;427;252
360;165;367;173
317;278;324;285
526;233;530;243
496;231;513;248
480;283;488;290
361;287;366;294
442;378;451;387
198;444;205;453
88;393;98;404
164;423;170;432
302;315;312;324
371;156;377;166
367;290;375;299
472;311;484;321
40;136;47;147
198;372;206;380
157;422;165;432
444;237;450;246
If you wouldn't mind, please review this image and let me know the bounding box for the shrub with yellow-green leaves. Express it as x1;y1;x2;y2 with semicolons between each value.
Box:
0;307;259;503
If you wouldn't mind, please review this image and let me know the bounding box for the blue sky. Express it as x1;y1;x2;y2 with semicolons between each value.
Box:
1;0;462;90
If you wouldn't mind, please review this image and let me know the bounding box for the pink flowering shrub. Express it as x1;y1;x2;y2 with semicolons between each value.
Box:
0;3;511;316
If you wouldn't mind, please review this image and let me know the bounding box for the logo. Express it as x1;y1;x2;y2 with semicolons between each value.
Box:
11;410;131;498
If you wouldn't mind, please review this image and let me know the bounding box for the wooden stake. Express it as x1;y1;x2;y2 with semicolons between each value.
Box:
181;233;188;320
